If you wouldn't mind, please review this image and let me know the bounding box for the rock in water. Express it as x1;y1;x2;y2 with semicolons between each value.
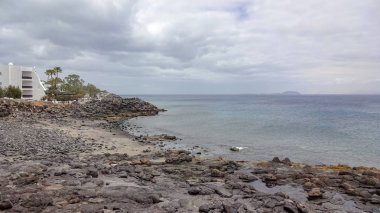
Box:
162;134;177;140
272;157;281;163
230;147;240;152
282;157;291;164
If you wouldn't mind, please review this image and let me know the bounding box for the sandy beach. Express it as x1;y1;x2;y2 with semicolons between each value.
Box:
37;118;155;157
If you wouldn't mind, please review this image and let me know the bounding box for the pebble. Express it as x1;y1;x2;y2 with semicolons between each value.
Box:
211;169;224;177
86;168;99;178
308;188;323;200
230;147;240;152
239;174;258;182
371;194;380;204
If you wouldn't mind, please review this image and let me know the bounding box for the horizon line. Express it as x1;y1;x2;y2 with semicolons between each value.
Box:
118;93;380;96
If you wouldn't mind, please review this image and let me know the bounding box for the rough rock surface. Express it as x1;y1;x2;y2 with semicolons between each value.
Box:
0;96;379;212
71;94;161;118
0;93;160;119
0;121;92;156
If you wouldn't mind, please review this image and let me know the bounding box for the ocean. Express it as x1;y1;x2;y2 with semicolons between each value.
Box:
122;95;380;168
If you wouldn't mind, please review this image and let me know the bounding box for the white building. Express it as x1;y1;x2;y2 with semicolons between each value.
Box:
0;63;46;100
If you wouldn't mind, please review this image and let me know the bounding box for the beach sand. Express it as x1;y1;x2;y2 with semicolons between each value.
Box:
36;118;155;157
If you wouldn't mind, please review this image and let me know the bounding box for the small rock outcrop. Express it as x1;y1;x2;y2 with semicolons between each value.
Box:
165;150;192;164
71;94;161;118
0;93;161;119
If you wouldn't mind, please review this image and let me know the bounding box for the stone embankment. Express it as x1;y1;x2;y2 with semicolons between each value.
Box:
0;93;160;119
70;94;162;118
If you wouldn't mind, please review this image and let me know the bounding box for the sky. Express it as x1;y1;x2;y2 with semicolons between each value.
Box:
0;0;379;94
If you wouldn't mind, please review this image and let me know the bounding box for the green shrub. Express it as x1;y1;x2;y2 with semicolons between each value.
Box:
56;94;83;102
44;66;103;100
4;86;22;99
83;83;101;98
0;87;4;98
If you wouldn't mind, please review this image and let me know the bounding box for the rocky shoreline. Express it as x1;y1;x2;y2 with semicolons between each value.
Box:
0;94;379;212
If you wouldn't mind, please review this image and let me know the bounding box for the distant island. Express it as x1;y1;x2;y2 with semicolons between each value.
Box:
281;91;301;95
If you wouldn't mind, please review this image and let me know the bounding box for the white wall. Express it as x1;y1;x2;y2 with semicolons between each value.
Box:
0;64;10;87
31;70;46;100
9;65;22;88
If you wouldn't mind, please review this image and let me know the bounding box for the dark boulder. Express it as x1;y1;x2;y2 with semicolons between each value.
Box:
0;201;12;210
86;168;99;178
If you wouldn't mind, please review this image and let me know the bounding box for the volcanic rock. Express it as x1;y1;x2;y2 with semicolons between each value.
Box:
308;188;322;200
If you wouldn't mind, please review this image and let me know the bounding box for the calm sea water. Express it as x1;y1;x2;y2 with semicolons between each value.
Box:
122;95;380;168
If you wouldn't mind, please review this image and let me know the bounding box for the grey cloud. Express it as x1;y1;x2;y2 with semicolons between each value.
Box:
0;0;379;94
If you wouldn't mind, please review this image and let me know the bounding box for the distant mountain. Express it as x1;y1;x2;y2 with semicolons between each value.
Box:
281;91;301;95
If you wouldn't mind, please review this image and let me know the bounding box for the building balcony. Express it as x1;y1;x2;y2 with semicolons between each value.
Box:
22;95;33;98
22;86;33;89
22;76;33;79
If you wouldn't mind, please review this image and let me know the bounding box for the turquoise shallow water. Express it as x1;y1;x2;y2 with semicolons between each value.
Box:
122;95;380;168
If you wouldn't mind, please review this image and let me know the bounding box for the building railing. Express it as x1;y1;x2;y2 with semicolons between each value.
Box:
22;76;33;79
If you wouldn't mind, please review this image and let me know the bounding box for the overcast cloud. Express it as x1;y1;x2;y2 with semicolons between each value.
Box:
1;0;379;94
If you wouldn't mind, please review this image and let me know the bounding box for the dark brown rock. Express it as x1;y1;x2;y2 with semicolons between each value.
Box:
214;187;232;198
283;199;298;213
199;201;223;212
308;188;322;200
230;147;239;152
338;170;354;176
86;168;99;178
211;169;224;177
282;157;292;165
188;187;201;195
239;174;258;182
22;195;53;207
272;157;281;163
371;194;380;204
162;134;177;140
264;173;277;182
0;201;12;210
165;150;192;164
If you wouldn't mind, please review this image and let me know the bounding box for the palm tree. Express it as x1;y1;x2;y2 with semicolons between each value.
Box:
45;67;63;100
45;69;54;80
49;77;64;89
50;68;57;78
53;67;62;78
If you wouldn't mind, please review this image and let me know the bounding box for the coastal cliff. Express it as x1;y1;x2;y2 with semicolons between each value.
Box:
0;95;379;212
